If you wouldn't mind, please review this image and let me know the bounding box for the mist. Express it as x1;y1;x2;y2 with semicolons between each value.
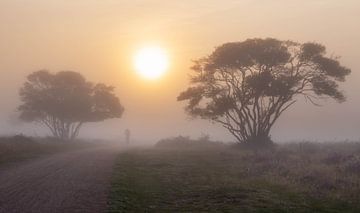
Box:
2;1;360;213
0;1;359;144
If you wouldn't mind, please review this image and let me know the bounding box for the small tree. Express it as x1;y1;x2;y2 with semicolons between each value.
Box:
18;70;124;141
178;38;351;145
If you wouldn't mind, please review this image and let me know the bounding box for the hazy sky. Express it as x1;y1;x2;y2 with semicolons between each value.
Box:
0;0;359;143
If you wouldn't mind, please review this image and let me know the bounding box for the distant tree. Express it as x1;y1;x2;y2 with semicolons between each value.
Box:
18;70;124;141
178;38;351;146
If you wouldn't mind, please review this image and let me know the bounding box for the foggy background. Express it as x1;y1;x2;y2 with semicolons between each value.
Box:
0;0;359;143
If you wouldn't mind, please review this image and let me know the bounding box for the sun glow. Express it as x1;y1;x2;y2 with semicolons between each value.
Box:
134;46;169;80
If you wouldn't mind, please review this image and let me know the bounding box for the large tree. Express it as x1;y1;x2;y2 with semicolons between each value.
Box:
18;70;124;140
178;38;351;145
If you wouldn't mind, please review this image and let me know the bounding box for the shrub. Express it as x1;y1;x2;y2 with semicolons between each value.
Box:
155;135;224;149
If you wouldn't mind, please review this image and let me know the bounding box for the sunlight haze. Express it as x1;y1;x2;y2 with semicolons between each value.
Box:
0;0;359;143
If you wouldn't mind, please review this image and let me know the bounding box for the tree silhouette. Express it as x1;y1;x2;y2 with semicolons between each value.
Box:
178;38;351;145
18;70;124;140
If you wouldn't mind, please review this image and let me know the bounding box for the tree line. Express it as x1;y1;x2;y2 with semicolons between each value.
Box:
18;38;351;146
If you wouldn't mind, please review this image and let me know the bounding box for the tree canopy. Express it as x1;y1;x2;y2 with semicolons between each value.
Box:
178;38;351;145
18;70;124;140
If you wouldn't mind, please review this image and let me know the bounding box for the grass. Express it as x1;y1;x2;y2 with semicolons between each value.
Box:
108;140;360;212
0;135;94;165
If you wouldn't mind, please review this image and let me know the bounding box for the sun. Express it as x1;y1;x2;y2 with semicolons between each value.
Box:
134;46;169;80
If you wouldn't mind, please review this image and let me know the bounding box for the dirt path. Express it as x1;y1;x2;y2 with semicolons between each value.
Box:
0;145;120;213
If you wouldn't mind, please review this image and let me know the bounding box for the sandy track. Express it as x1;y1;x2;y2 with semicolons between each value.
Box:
0;146;120;213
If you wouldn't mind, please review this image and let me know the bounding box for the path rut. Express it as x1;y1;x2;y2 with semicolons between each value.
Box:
0;146;119;213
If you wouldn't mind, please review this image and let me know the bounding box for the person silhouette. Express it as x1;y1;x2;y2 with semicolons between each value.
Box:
125;129;131;145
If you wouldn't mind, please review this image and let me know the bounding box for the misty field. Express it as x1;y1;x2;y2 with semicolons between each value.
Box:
0;135;95;165
108;140;360;212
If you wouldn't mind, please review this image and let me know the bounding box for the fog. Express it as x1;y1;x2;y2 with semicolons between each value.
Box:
0;0;359;143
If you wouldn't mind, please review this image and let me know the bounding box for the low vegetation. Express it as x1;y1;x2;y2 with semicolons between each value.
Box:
108;138;360;212
0;135;93;165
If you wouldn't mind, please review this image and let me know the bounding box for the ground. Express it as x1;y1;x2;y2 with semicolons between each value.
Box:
108;142;360;213
0;144;119;213
0;136;93;166
1;137;360;213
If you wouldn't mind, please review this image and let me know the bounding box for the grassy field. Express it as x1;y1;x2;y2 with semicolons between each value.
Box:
0;135;94;166
108;139;360;212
